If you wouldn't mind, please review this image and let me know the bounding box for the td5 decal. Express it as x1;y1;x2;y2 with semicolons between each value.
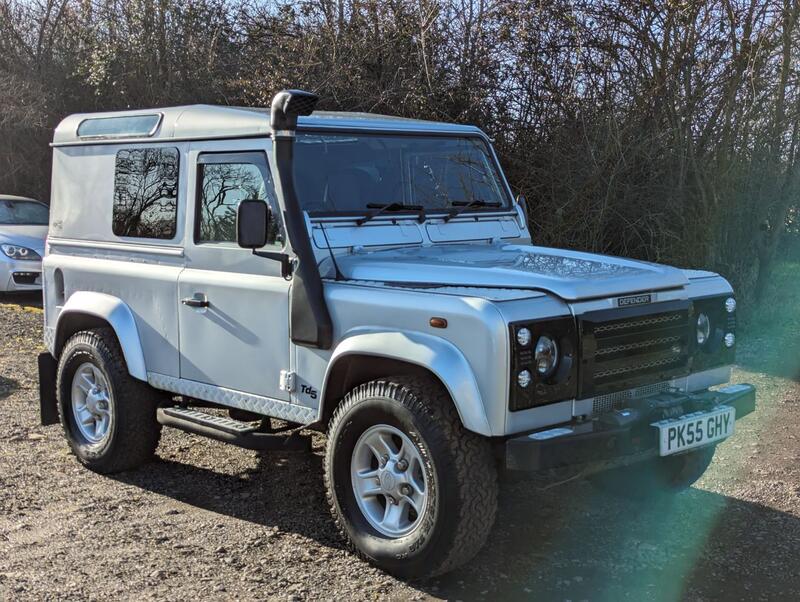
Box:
300;384;318;400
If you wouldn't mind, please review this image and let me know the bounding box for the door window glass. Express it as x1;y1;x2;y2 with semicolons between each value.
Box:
197;158;283;246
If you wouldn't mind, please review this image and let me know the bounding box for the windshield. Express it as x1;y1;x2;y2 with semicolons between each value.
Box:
294;133;511;215
0;199;49;225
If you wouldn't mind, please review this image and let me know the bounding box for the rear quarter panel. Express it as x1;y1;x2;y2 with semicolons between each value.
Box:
45;143;190;376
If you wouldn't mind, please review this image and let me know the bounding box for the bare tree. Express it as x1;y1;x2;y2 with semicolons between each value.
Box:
0;0;798;306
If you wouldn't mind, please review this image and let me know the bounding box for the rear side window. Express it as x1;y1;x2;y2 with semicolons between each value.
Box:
113;147;179;239
78;114;162;139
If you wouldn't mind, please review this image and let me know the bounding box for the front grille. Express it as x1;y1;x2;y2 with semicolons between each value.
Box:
12;271;40;285
580;301;690;398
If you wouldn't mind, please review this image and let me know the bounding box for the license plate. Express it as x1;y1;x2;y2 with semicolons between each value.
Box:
652;405;735;456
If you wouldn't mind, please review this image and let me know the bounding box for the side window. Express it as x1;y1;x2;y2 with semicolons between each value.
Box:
196;155;283;246
113;147;179;239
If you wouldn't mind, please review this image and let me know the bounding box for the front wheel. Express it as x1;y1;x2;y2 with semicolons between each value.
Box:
324;375;498;579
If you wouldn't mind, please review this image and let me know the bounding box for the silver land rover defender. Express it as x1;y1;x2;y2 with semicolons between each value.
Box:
38;90;755;578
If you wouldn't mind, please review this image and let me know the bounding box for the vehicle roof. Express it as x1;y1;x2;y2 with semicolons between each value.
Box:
0;194;42;203
52;105;484;146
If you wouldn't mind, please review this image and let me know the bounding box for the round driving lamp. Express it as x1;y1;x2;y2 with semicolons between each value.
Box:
517;369;532;388
534;336;558;377
725;297;737;313
696;313;711;346
516;327;532;347
724;333;736;348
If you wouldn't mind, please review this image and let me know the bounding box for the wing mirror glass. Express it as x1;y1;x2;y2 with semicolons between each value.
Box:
237;199;270;249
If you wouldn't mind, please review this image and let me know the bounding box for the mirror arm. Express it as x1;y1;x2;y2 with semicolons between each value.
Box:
252;249;293;279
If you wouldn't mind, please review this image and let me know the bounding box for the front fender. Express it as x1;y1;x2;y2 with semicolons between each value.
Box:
321;329;492;436
55;291;147;381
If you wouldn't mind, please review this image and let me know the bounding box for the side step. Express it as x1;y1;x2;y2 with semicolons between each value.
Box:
157;406;312;452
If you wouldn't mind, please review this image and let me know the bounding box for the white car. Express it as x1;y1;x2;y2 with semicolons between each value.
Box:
0;195;48;292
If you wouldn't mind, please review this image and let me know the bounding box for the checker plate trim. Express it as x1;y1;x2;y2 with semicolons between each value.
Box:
147;372;317;424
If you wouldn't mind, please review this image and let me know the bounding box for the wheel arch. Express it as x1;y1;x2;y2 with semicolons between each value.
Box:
319;330;492;436
54;291;147;381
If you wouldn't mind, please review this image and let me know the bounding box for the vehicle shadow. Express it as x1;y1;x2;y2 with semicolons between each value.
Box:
0;291;43;310
113;446;347;550
0;375;20;401
424;481;800;601
113;447;800;600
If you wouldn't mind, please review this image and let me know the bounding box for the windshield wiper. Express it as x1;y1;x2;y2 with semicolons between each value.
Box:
356;202;426;226
443;199;503;222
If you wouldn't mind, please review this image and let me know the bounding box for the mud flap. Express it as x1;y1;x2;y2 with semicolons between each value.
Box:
38;352;59;426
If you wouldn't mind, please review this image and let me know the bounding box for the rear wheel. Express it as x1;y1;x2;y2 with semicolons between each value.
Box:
56;328;162;474
589;446;716;499
324;375;497;579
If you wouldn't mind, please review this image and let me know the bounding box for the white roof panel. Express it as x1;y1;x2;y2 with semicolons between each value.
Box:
52;105;483;146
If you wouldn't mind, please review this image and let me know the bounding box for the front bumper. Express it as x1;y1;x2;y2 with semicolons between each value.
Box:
504;383;755;471
0;255;42;291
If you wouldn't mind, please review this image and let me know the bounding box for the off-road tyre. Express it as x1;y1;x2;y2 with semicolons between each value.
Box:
589;445;716;500
324;375;498;579
56;328;162;474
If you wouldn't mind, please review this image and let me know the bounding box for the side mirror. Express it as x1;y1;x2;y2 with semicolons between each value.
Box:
237;199;270;249
515;193;530;231
516;193;529;216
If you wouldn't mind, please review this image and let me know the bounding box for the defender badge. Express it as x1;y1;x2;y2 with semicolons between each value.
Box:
617;293;652;307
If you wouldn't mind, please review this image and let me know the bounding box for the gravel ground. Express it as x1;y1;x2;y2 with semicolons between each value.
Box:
1;291;799;601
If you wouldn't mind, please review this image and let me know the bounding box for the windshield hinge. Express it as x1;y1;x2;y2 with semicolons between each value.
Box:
279;370;296;393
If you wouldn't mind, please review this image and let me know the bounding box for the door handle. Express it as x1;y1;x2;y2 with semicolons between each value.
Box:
182;294;209;308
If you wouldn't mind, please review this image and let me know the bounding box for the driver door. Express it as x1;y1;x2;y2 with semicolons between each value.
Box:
177;148;290;401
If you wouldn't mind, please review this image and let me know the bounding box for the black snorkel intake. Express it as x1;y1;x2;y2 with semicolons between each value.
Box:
270;89;333;350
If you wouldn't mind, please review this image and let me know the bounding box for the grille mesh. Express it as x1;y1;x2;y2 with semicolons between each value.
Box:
593;313;682;334
592;381;674;416
595;335;681;357
595;354;684;379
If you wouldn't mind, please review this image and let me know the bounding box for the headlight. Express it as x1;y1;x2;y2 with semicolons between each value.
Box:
696;313;711;345
1;244;40;261
510;317;577;411
692;295;737;370
534;336;558;377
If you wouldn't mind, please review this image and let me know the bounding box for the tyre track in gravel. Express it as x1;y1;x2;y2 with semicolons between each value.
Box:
1;292;799;601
